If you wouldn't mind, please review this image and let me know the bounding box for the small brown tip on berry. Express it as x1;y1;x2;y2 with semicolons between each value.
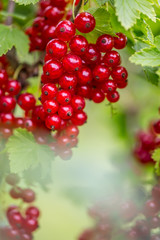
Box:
38;97;41;101
67;112;72;116
9;87;14;92
102;39;106;43
81;48;85;52
46;72;50;76
51;126;55;131
49;49;53;54
69;86;72;90
109;59;114;63
65;98;69;102
122;73;126;78
3;102;7;107
85;23;91;28
60;27;65;32
47;109;51;113
44;91;48;95
96;76;99;80
75;67;79;71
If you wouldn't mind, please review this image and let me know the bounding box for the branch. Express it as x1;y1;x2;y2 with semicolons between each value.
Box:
5;0;15;25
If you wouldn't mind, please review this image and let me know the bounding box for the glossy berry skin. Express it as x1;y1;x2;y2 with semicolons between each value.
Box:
8;212;23;229
0;69;8;87
59;73;77;90
41;83;58;100
18;93;36;111
22;189;35;203
43;59;63;80
33;17;45;32
74;12;96;33
24;217;38;232
44;6;64;24
1;113;15;125
58;105;73;120
42;25;56;43
32;106;46;122
71;111;87;126
102;80;117;93
77;85;91;98
26;207;40;219
111;66;128;82
103;51;121;67
114;32;127;49
96;34;114;52
21;233;32;240
45;114;61;130
46;39;67;59
43;100;59;115
77;67;92;85
0;96;16;113
117;79;128;88
6;228;21;239
24;119;35;132
71;95;85;112
69;35;88;56
57;90;72;105
91;89;105;103
84;44;101;64
93;64;110;82
57;135;71;148
65;125;79;138
55;20;76;42
153;120;160;134
106;91;120;103
62;53;82;73
6;80;21;96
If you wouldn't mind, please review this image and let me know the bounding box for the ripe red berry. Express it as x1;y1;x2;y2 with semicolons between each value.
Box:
41;83;58;100
8;212;23;229
103;50;121;67
102;80;117;93
0;96;16;113
59;73;77;90
57;90;72;105
57;135;71;148
42;25;56;43
76;85;91;98
26;207;40;219
62;53;82;73
84;44;101;64
46;39;67;59
74;12;95;33
24;217;38;232
32;105;46;122
21;233;32;240
55;20;76;41
43;100;59;115
33;17;45;32
71;111;87;126
22;189;35;203
69;35;88;56
71;95;85;112
111;66;128;81
77;67;92;85
18;93;36;111
117;79;128;88
58;105;73;119
65;125;79;138
0;69;8;87
43;59;63;80
153;120;160;134
114;32;127;49
106;91;120;103
45;114;61;130
44;6;64;24
10;187;22;199
93;64;110;82
91;89;105;103
1;113;15;125
144;199;160;217
6;80;21;96
96;34;114;52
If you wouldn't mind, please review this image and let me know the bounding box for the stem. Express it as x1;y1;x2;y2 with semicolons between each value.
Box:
71;0;82;21
5;0;15;26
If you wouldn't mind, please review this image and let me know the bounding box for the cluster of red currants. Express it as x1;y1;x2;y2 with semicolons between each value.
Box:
0;173;40;240
40;10;128;131
134;113;160;165
26;0;74;51
79;183;160;240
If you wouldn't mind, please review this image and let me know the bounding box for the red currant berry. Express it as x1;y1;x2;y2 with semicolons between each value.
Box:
32;105;46;122
0;96;16;113
96;34;114;52
1;113;15;125
45;114;61;130
107;91;120;103
44;6;64;24
102;80;117;93
41;83;58;100
71;111;87;126
69;35;88;56
58;105;73;119
8;211;23;229
57;135;71;148
43;100;59;114
46;39;67;59
43;59;63;80
93;64;110;82
103;50;121;67
153;120;160;134
6;80;21;96
84;44;101;64
114;32;127;49
10;187;22;199
91;89;105;103
71;95;85;112
57;90;72;105
76;85;91;98
24;217;38;232
33;17;45;32
42;25;56;43
0;69;8;87
77;67;92;85
55;20;76;42
65;125;79;138
117;79;128;88
111;66;128;81
144;199;160;217
24;119;36;132
22;189;35;203
21;233;32;240
26;207;40;219
59;73;77;90
18;93;36;111
6;227;21;238
62;53;82;73
74;12;95;33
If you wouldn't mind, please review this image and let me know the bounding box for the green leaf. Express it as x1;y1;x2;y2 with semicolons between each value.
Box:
114;0;156;30
152;148;160;175
0;24;29;57
14;0;39;5
95;0;109;6
144;67;159;86
155;35;160;50
6;128;54;174
26;76;41;96
129;48;160;67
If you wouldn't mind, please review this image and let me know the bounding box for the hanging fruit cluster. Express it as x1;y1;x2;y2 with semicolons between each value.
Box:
78;182;160;240
0;174;40;240
134;111;160;165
